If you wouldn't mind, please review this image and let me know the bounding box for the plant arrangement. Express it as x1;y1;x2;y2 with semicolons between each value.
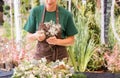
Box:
12;58;73;78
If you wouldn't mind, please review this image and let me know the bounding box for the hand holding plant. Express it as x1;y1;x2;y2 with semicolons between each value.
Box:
39;20;61;38
35;30;46;41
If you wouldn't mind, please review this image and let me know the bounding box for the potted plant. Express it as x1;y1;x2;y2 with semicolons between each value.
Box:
104;44;120;78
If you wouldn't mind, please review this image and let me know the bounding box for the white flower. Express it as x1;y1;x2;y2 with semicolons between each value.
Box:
29;74;36;78
30;59;39;65
41;20;61;37
41;57;47;63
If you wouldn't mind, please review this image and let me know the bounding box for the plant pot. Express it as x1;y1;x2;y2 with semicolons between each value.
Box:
0;62;15;78
0;69;13;78
72;72;120;78
0;61;17;71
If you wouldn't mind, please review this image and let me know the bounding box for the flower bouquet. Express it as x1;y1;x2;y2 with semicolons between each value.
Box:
38;20;61;38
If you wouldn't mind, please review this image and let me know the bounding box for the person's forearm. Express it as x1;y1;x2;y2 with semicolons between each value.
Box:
56;36;75;46
26;33;37;42
46;36;75;46
26;32;46;42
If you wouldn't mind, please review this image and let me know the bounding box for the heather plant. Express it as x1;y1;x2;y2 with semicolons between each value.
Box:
0;38;18;70
0;37;36;71
104;44;120;73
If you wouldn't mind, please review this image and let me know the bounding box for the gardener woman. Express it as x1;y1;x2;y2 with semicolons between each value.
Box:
24;0;78;62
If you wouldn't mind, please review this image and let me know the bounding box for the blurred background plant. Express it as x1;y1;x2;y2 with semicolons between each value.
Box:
0;0;120;75
0;36;36;71
104;44;120;73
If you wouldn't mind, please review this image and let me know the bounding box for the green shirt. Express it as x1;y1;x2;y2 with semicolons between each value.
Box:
24;5;78;38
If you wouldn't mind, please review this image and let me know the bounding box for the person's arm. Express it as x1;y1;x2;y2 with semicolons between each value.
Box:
46;36;75;46
26;33;36;42
26;31;46;42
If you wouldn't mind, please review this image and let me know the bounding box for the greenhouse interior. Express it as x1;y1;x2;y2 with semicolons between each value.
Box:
0;0;120;78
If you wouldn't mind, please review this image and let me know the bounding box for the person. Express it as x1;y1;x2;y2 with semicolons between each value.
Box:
24;0;78;62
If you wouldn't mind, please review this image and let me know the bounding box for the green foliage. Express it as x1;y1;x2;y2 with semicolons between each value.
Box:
72;0;100;44
57;0;67;9
20;0;31;14
2;22;11;39
88;14;100;44
114;4;120;17
108;24;117;48
87;45;106;71
3;4;10;11
70;73;87;78
108;13;120;48
75;19;95;72
67;0;101;72
115;16;120;35
68;6;96;72
85;1;100;44
31;0;40;8
20;0;31;38
85;0;96;14
68;46;78;72
2;4;11;39
3;4;10;17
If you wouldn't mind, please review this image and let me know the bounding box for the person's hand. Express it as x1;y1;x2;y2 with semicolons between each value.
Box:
35;30;46;41
46;36;58;45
